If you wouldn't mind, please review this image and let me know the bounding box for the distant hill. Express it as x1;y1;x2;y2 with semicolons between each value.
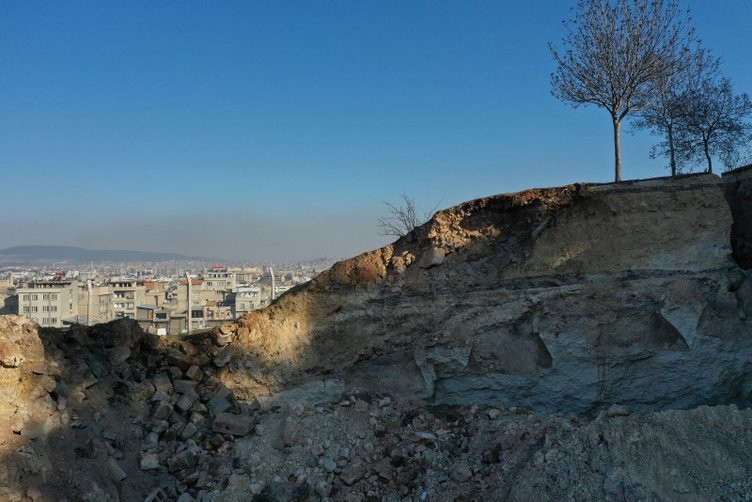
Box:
0;245;216;264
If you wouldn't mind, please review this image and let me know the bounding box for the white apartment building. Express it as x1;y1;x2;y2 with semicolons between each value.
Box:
17;280;79;328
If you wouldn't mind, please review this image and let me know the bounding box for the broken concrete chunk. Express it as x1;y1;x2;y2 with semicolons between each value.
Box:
186;365;203;382
203;375;220;390
207;385;233;416
151;390;171;403
151;420;169;434
181;422;197;440
212;348;232;368
167;349;193;371
167;366;183;379
173;379;198;394
168;447;200;473
152;374;173;395
176;389;199;413
140;452;160;471
189;412;206;428
143;432;159;448
212;413;252;436
153;401;173;421
180;341;198;356
162;422;185;442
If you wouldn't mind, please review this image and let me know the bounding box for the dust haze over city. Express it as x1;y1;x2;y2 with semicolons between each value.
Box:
3;1;752;501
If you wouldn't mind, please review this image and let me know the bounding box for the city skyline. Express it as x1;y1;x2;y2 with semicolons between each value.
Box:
2;1;751;261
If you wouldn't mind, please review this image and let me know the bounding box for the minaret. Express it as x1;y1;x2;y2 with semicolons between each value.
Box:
269;267;275;303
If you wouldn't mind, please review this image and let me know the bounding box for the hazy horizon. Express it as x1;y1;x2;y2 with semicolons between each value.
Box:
2;1;750;261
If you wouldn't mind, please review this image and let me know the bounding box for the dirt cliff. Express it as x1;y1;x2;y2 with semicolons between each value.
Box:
219;174;750;416
2;172;752;501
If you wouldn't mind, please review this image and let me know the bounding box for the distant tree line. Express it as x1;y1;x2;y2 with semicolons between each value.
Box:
550;0;752;181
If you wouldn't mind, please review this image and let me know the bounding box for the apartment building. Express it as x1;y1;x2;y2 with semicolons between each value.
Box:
203;266;236;301
76;282;114;325
0;275;16;315
109;279;145;319
141;281;166;307
17;280;79;328
232;266;262;284
234;286;268;317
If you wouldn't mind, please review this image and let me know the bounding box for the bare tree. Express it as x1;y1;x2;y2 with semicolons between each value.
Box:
550;0;692;182
634;44;719;176
378;194;432;237
675;77;752;173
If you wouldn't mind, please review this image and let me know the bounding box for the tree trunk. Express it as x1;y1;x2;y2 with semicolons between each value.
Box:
612;117;622;182
667;124;676;177
703;139;712;173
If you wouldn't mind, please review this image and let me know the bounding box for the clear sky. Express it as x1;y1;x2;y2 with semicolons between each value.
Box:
1;1;750;261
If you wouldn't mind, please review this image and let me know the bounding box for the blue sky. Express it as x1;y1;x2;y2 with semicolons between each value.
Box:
1;1;750;261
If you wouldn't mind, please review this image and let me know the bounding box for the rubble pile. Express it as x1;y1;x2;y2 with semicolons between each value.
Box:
0;316;261;501
223;395;752;501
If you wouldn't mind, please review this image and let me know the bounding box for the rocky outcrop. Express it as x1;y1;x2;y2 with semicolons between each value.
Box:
219;174;752;416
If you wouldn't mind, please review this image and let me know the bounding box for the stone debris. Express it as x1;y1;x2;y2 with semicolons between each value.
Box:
207;385;233;416
140;452;160;471
211;413;252;436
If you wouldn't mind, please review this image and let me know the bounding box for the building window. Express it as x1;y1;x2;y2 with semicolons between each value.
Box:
22;294;30;301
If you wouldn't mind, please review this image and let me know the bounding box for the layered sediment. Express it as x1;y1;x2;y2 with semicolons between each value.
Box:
221;174;752;416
